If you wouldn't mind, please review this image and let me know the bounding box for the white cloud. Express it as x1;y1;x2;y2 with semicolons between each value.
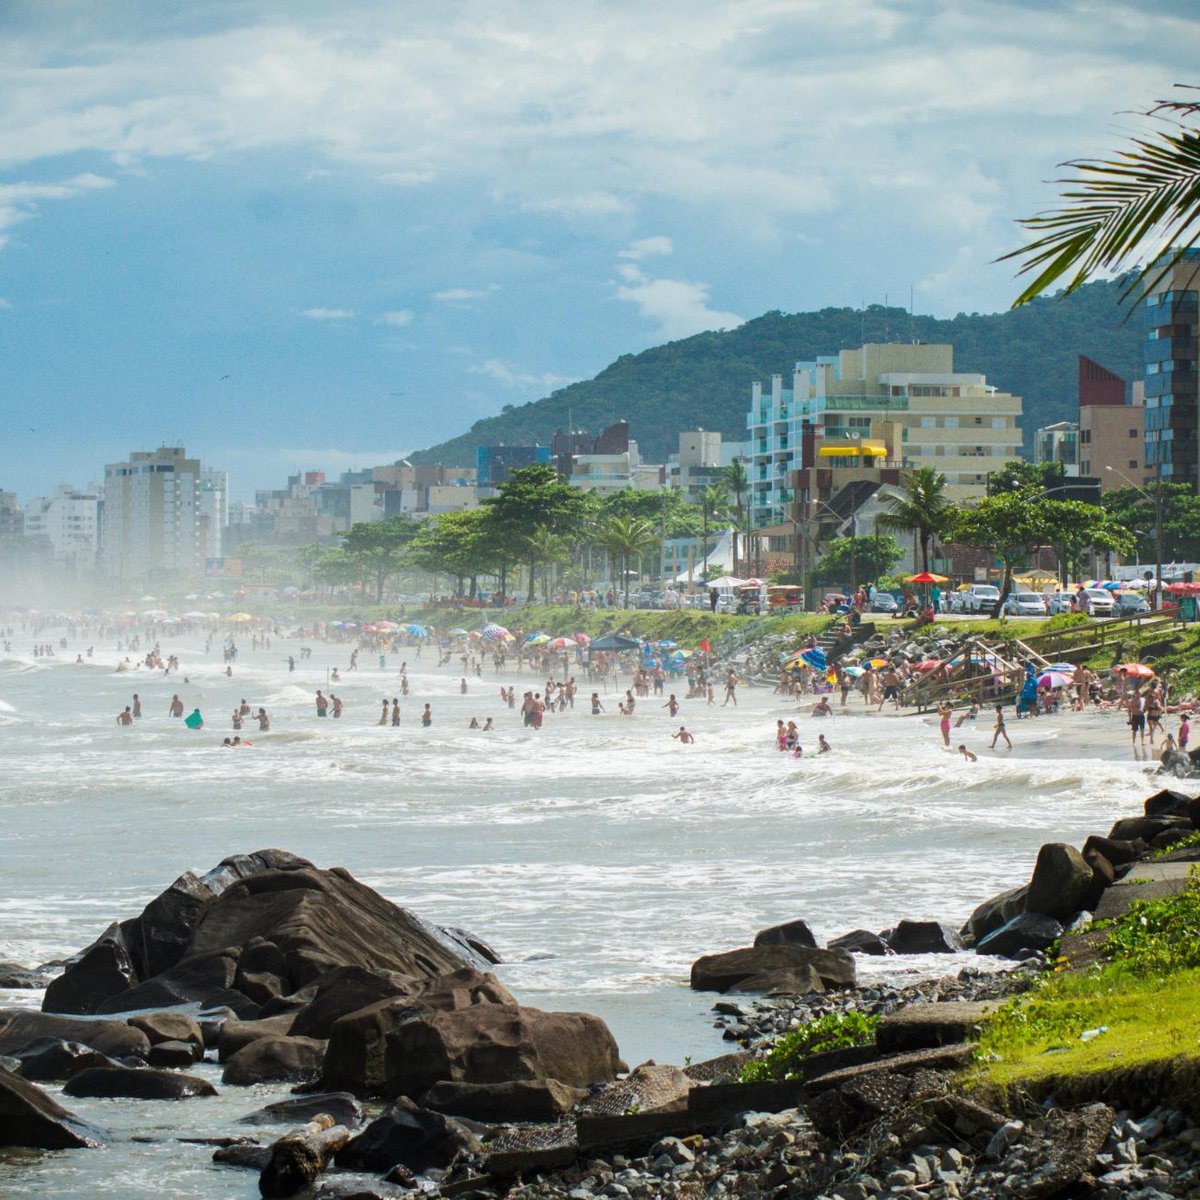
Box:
469;357;576;392
376;309;414;326
432;286;498;303
301;307;356;320
615;261;744;341
0;172;115;245
619;236;674;261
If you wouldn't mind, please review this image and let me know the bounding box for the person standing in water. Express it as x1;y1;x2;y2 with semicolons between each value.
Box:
116;706;133;726
256;707;270;731
391;699;400;726
378;699;389;725
672;725;694;743
421;703;432;727
168;694;184;718
315;690;328;718
937;701;953;747
131;693;142;719
991;705;1011;750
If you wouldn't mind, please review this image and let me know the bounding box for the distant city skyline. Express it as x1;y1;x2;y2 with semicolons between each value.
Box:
1;0;1196;501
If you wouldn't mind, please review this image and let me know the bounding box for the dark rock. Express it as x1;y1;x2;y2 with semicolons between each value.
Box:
1144;788;1192;819
975;912;1064;959
135;870;218;978
219;1014;297;1061
147;1039;202;1068
63;1065;217;1100
1083;848;1116;901
94;948;240;1014
1081;835;1146;866
0;962;52;988
689;946;855;993
728;966;824;995
317;1179;412;1200
213;1142;272;1170
289;965;421;1040
323;1001;621;1100
1025;843;1096;921
127;1011;204;1051
11;1038;124;1081
336;1095;481;1174
423;1078;587;1122
234;970;285;1006
1108;816;1190;843
875;1001;999;1053
960;886;1029;946
828;930;891;956
0;1009;151;1060
42;922;138;1015
222;1035;326;1086
436;925;503;967
752;919;818;948
0;1064;107;1149
238;1091;363;1128
0;1054;20;1074
885;920;964;954
997;1102;1114;1198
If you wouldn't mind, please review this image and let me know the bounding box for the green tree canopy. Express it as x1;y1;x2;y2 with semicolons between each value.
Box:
408;509;499;596
337;516;420;601
597;514;659;606
986;459;1066;495
812;534;905;588
875;467;952;572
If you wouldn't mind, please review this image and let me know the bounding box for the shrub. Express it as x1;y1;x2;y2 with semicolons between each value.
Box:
739;1011;879;1083
1102;866;1200;975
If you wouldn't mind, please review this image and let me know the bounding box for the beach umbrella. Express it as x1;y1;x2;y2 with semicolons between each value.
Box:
670;649;692;660
1116;663;1155;678
1045;662;1076;673
905;571;949;584
1038;670;1072;689
548;636;576;650
405;623;428;637
449;627;469;636
482;623;510;641
375;620;399;630
182;610;208;620
657;640;679;649
800;647;827;673
573;633;591;645
914;659;942;672
842;665;864;677
867;657;889;668
526;633;551;646
227;612;253;622
588;633;641;652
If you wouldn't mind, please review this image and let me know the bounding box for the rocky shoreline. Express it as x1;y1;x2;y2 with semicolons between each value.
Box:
3;788;1200;1199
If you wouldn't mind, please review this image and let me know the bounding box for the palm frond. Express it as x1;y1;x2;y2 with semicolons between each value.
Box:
1001;121;1200;306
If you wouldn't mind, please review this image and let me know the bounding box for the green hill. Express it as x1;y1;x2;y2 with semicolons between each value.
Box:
411;280;1144;467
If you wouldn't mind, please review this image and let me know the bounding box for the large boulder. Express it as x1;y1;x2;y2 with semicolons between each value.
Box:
0;962;54;989
960;886;1029;947
423;1077;586;1122
0;1065;107;1149
94;948;242;1015
752;919;818;949
828;930;891;956
10;1039;124;1082
221;1035;326;1086
1024;843;1096;921
42;923;138;1015
63;1066;217;1100
135;870;219;979
127;1011;203;1052
288;965;421;1040
885;920;964;954
238;1092;363;1128
1144;788;1192;819
689;946;855;993
147;1040;202;1068
219;1014;298;1062
0;1010;150;1060
323;1003;622;1100
975;913;1064;960
1081;835;1146;867
1108;816;1190;844
335;1096;481;1174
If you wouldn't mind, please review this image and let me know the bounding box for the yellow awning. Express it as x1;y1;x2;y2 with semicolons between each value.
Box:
818;442;888;457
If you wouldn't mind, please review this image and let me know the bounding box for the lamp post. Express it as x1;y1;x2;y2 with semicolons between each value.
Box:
1105;465;1164;608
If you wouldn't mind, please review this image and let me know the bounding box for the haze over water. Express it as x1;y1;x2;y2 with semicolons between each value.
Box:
0;622;1157;1198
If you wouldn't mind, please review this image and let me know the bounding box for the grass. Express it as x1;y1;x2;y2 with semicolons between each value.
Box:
739;1011;880;1083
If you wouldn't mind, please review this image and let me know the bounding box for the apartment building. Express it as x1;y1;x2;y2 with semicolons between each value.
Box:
23;484;102;568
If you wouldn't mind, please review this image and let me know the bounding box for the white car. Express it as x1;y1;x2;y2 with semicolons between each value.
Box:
1080;588;1116;617
1003;591;1047;617
964;584;1001;614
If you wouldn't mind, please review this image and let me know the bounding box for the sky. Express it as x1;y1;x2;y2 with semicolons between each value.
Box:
0;0;1196;502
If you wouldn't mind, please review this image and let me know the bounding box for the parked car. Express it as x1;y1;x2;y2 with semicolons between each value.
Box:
869;592;899;613
1080;588;1116;617
1114;590;1151;615
963;584;1001;614
1003;591;1047;617
947;588;969;614
1045;590;1077;615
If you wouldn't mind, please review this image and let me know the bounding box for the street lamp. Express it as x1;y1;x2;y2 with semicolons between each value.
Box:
1105;464;1164;609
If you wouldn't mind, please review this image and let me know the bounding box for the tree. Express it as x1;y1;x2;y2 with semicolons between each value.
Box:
1041;499;1134;583
986;460;1066;495
598;515;659;607
1102;483;1200;564
483;464;592;602
697;482;731;573
812;534;904;588
1003;87;1200;304
408;509;496;598
336;516;420;601
875;467;952;572
723;458;749;572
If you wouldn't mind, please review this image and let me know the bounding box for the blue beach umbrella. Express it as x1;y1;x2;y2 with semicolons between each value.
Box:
405;623;428;637
800;647;827;673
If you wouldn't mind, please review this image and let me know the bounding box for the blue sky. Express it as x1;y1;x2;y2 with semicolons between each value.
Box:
0;0;1196;501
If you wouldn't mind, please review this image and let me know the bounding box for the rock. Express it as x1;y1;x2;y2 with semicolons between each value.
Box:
94;948;241;1015
289;965;421;1040
827;930;891;956
63;1066;217;1100
213;1142;272;1170
1108;816;1190;844
875;1001;998;1053
127;1011;204;1051
975;913;1064;959
238;1092;363;1128
436;925;503;967
41;922;138;1015
0;1064;107;1149
0;962;52;988
885;920;965;954
135;869;219;978
582;1062;691;1116
147;1039;202;1068
11;1039;124;1081
1025;843;1097;920
752;919;818;949
960;886;1029;946
335;1096;481;1174
219;1013;298;1061
423;1077;587;1122
222;1035;326;1086
1002;1103;1114;1197
728;966;825;995
1084;847;1116;897
324;1002;622;1100
1082;834;1147;866
1144;788;1192;819
689;946;855;993
0;1009;151;1060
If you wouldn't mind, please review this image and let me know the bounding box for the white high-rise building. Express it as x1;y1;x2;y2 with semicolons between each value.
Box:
102;447;205;584
199;468;229;564
23;484;102;568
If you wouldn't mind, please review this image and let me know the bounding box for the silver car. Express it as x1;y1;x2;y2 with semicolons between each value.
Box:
1004;591;1047;617
1045;590;1076;615
1081;588;1116;617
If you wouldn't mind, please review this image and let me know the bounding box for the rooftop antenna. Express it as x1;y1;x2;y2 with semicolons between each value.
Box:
910;285;915;343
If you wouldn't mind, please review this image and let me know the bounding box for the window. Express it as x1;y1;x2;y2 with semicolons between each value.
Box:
1129;460;1138;469
944;416;958;429
974;416;983;426
991;418;1006;429
1130;428;1139;438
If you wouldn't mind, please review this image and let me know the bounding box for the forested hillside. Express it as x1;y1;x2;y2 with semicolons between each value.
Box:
412;279;1143;466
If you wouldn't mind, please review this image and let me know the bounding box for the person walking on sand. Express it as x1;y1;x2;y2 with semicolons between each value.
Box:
991;705;1011;750
1129;690;1147;751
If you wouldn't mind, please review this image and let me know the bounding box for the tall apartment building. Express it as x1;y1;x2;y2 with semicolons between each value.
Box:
1143;249;1200;488
102;447;204;584
1035;422;1078;472
746;343;1022;528
198;468;228;565
1077;355;1145;486
23;484;102;568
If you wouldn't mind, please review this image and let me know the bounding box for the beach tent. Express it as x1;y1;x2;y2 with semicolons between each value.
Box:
701;575;747;591
588;633;641;651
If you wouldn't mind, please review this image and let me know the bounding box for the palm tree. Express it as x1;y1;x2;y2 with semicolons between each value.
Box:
875;467;951;573
1003;87;1200;304
723;458;749;573
599;515;659;607
697;482;731;576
